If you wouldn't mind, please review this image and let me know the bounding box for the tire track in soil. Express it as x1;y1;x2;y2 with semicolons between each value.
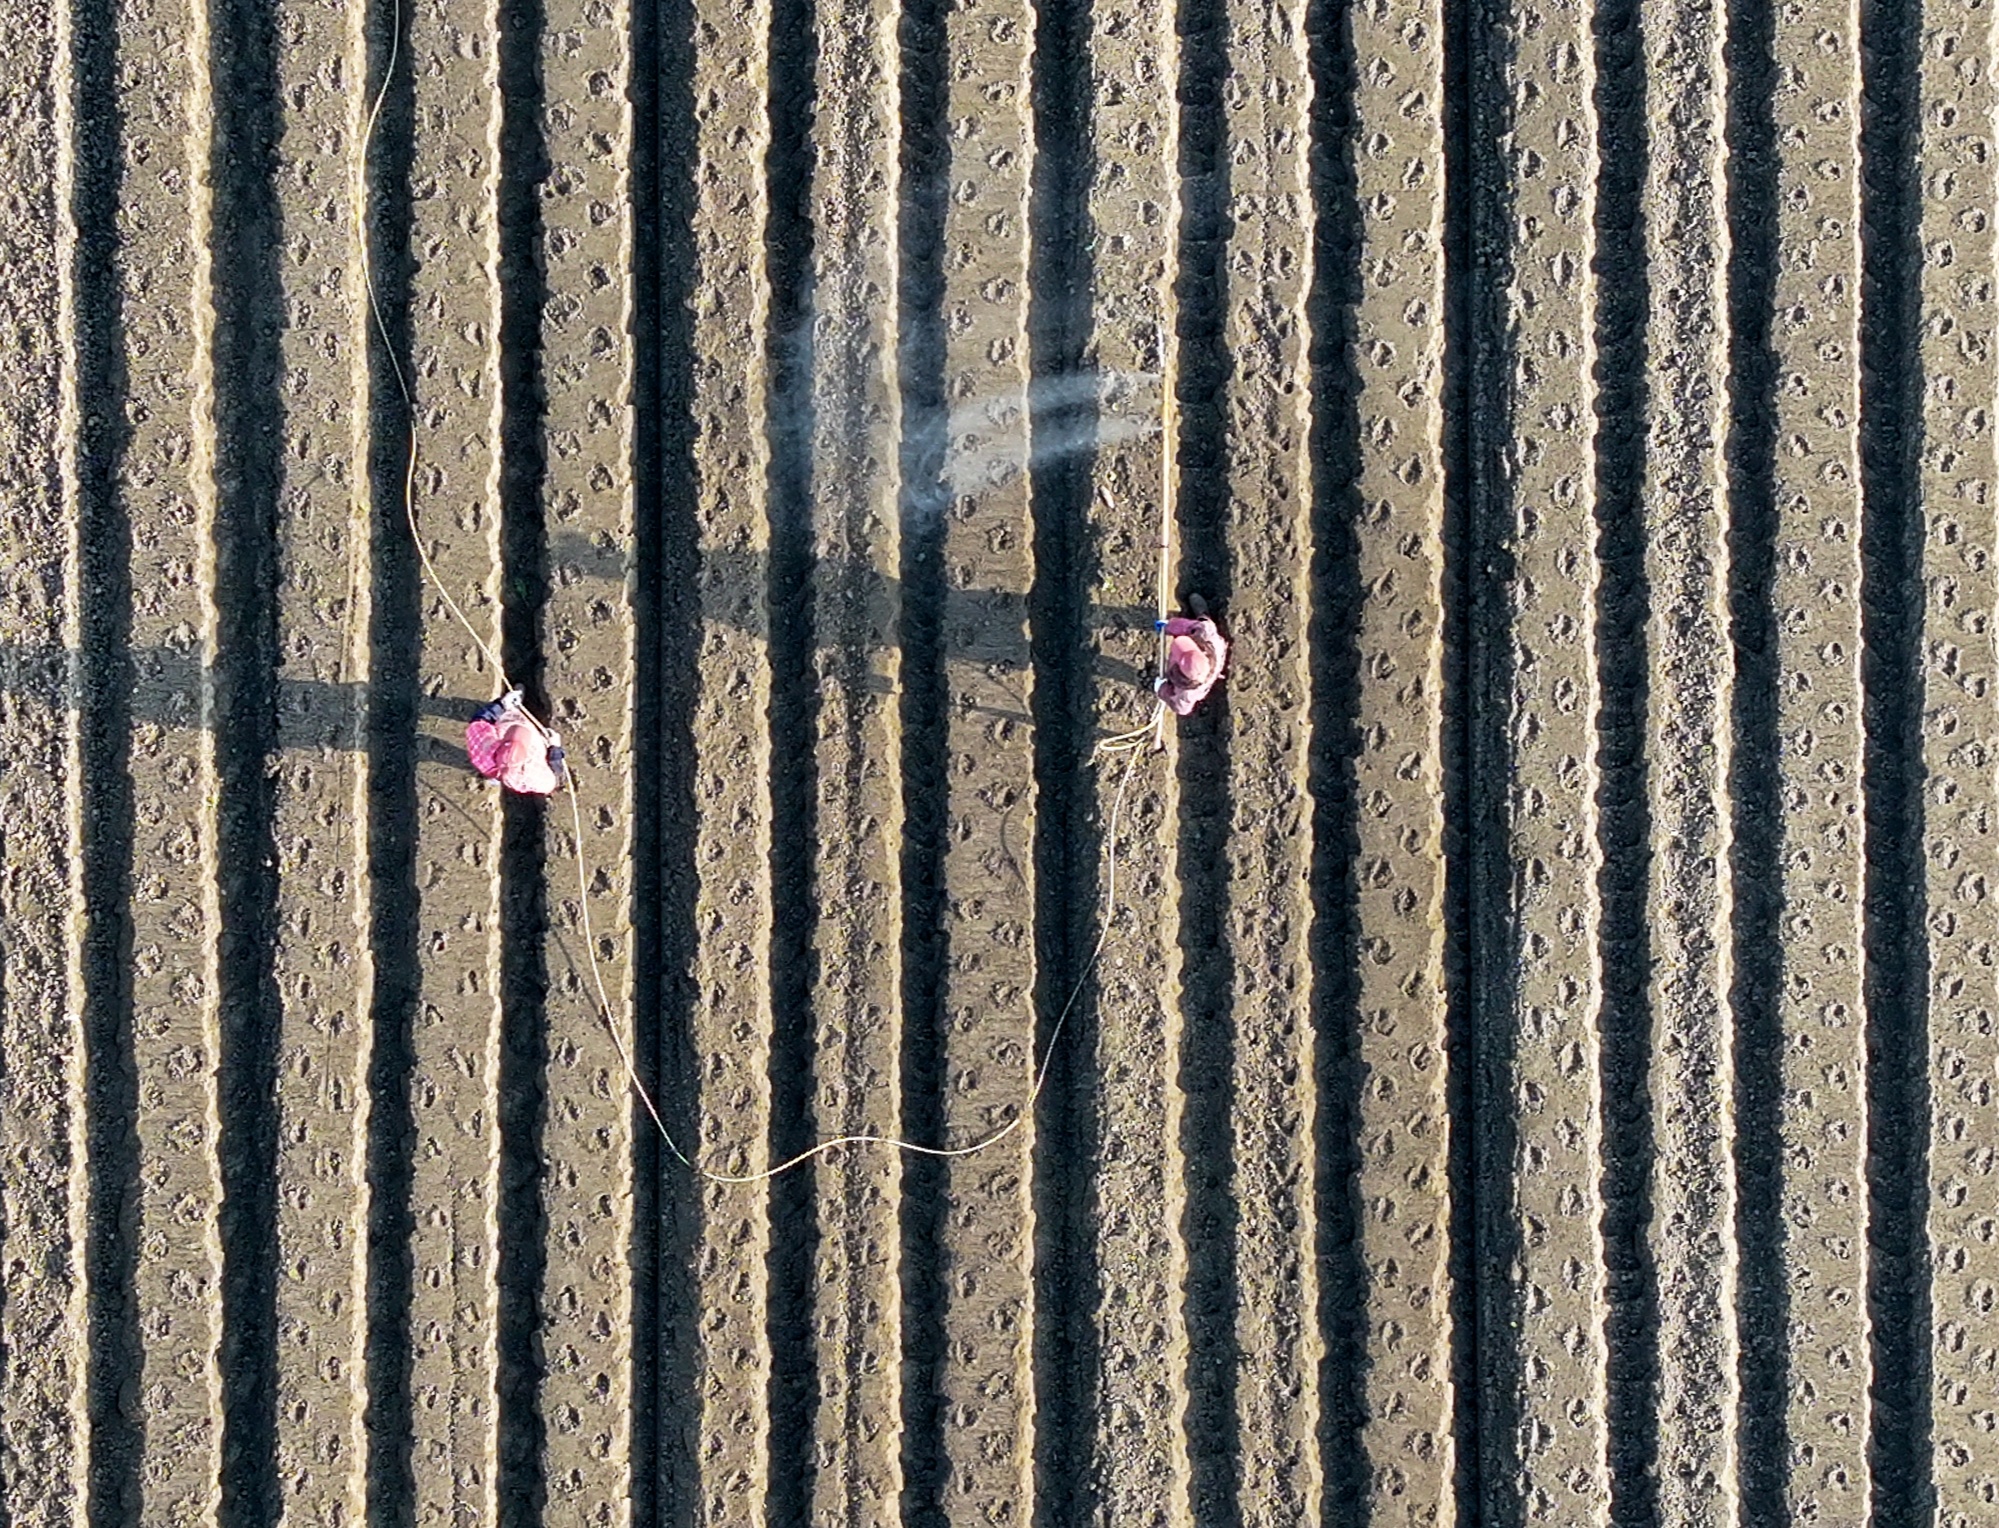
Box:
1207;0;1323;1519
1345;0;1455;1518
1078;0;1194;1517
528;0;639;1512
929;1;1037;1521
401;0;508;1511
1730;0;1872;1513
1915;2;1999;1522
1636;0;1737;1515
793;0;905;1515
262;0;375;1515
1467;0;1610;1519
673;0;776;1514
0;0;88;1518
106;0;230;1510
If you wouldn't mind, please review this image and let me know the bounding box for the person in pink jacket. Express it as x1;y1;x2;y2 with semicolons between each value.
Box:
466;690;566;795
1155;598;1228;716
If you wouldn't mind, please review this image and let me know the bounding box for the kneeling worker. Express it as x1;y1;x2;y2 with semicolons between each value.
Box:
466;690;566;796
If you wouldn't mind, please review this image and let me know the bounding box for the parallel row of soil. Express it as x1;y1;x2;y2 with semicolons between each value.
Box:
0;0;1987;1523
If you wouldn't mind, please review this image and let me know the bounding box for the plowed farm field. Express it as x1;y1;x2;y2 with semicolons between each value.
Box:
0;0;1988;1522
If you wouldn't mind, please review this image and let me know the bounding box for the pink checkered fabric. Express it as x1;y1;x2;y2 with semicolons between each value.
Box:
465;715;562;795
1155;616;1228;717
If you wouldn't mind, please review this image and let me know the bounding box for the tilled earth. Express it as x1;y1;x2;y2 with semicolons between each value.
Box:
0;0;1982;1522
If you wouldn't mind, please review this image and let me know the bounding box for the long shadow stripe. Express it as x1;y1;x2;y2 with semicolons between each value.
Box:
1858;0;1931;1516
1591;0;1659;1520
1304;0;1368;1517
74;0;142;1504
208;0;285;1514
361;0;421;1512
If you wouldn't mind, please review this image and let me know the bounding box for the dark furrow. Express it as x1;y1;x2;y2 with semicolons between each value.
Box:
495;0;552;1515
1304;0;1368;1518
1439;0;1483;1508
1857;0;1930;1515
893;0;946;1514
495;814;549;1528
648;1;702;1521
73;0;141;1512
1172;0;1236;1520
628;0;669;1514
1721;0;1785;1511
1461;0;1523;1517
208;0;285;1518
1590;0;1658;1522
762;0;818;1516
1024;0;1096;1517
361;0;421;1513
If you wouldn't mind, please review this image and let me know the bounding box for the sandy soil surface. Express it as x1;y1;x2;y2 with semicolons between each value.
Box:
0;0;1982;1523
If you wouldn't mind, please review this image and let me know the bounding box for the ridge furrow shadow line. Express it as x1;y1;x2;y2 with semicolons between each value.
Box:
361;0;421;1512
1720;0;1787;1508
1171;0;1238;1516
495;0;553;1513
1304;0;1368;1516
1590;0;1659;1520
1440;0;1487;1504
762;0;819;1513
208;0;285;1516
71;0;142;1511
1024;0;1098;1515
893;0;948;1516
627;0;674;1512
1857;0;1931;1515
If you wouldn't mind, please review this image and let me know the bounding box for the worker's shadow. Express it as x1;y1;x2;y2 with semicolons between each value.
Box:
546;532;1158;731
0;492;1157;750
